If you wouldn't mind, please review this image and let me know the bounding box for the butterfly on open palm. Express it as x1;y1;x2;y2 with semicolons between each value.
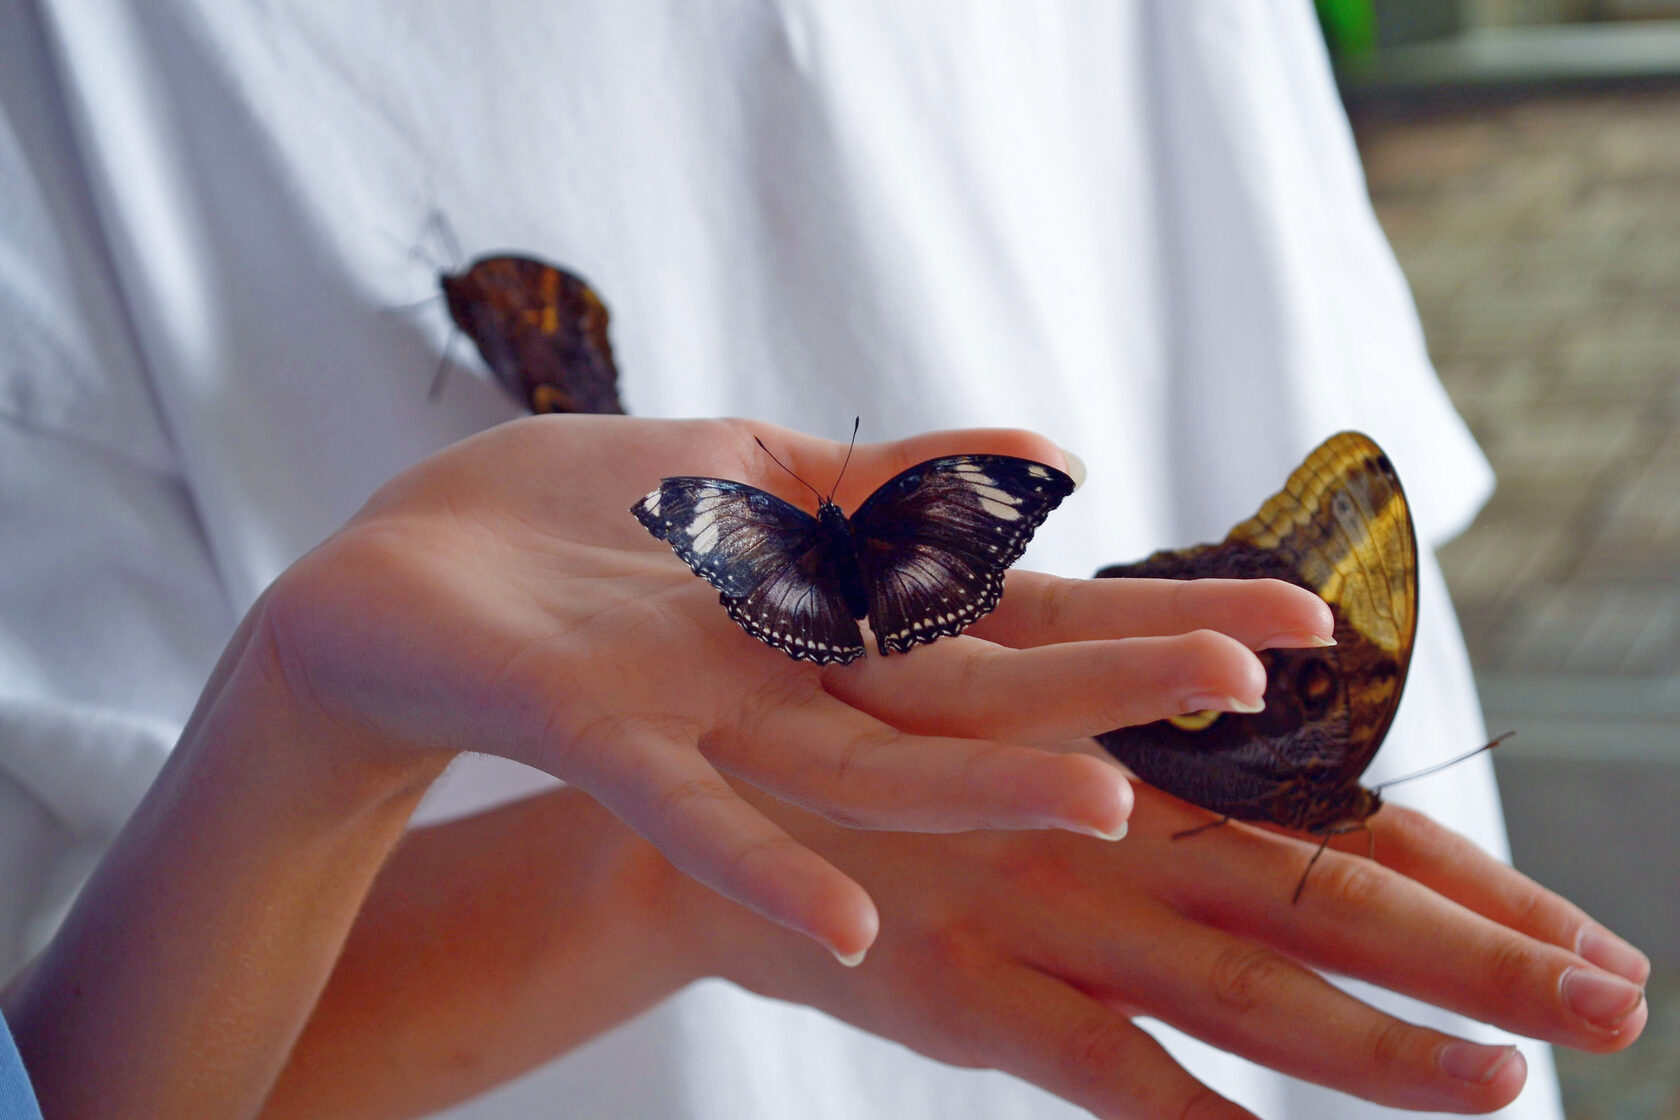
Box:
1094;432;1420;896
633;452;1075;664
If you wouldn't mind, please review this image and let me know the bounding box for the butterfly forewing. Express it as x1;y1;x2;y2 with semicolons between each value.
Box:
631;479;867;664
851;456;1076;655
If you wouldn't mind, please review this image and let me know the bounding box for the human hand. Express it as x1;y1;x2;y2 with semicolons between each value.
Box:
686;780;1648;1119
257;415;1333;959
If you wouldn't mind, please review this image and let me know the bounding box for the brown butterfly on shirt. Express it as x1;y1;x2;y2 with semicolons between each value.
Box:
438;254;627;415
1094;431;1431;901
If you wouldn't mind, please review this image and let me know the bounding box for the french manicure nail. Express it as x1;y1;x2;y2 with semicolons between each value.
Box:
832;946;868;968
1181;693;1266;715
1576;926;1651;985
1562;967;1644;1029
1059;449;1087;491
1065;819;1128;842
1437;1042;1521;1084
1258;631;1337;650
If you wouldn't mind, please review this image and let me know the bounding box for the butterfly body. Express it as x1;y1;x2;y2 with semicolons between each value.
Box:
1095;432;1416;837
441;254;626;415
809;502;873;620
634;454;1075;664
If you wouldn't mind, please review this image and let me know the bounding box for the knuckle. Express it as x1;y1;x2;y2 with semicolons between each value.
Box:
732;672;825;742
1375;803;1442;859
1479;935;1541;1002
1367;1017;1418;1072
655;775;738;818
1206;945;1292;1015
1310;850;1389;912
1037;576;1079;637
1061;1014;1136;1073
570;712;701;775
722;831;804;879
833;725;902;789
912;920;991;975
951;643;1003;702
1168;577;1202;631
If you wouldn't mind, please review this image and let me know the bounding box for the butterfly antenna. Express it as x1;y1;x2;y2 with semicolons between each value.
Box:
432;208;465;272
828;416;861;500
754;437;827;506
1372;731;1515;793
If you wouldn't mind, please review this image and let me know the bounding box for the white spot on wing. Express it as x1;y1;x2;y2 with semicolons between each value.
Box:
979;496;1022;521
689;513;722;555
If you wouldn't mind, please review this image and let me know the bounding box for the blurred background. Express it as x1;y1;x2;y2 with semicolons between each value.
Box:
1325;0;1680;1114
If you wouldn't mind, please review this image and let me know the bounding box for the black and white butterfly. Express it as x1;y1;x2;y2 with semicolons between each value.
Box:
631;448;1075;665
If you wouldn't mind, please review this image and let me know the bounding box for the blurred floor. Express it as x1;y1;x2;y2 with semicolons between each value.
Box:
1353;90;1680;1119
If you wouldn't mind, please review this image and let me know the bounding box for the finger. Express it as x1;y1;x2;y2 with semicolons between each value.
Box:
969;572;1334;651
824;630;1268;742
961;967;1259;1120
1369;804;1651;984
707;692;1132;839
563;713;878;962
1167;811;1647;1053
1073;908;1527;1113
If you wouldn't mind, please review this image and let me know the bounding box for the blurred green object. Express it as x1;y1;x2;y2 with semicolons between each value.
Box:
1316;0;1378;61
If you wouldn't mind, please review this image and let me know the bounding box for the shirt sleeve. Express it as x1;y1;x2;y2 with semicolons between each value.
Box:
0;1009;42;1120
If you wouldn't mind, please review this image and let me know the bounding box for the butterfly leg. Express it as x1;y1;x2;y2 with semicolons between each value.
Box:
1171;816;1232;841
1292;832;1337;904
428;332;458;401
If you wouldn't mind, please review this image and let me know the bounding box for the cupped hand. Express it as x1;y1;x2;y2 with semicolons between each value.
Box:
251;415;1332;959
688;779;1647;1119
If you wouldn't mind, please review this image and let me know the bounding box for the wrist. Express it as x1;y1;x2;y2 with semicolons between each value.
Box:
6;637;445;1118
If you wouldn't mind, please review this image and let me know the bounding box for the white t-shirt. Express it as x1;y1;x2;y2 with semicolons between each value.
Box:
0;1;1560;1116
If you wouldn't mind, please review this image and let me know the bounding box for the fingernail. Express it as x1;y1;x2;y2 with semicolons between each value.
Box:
1059;449;1087;491
1065;819;1128;842
1576;926;1651;985
1561;967;1644;1029
832;945;868;968
1437;1042;1521;1084
1258;631;1337;650
1181;693;1266;715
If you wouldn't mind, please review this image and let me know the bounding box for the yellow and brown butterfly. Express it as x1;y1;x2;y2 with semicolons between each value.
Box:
438;254;626;415
1094;431;1419;899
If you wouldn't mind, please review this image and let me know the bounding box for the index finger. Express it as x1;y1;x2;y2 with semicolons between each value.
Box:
969;571;1334;651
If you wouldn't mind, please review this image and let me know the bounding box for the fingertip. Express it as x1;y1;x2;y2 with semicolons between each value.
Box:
777;867;878;967
1050;752;1134;840
1284;580;1336;642
819;885;880;967
1576;925;1652;986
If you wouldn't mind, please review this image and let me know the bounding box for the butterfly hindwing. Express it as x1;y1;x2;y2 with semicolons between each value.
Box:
1094;432;1417;833
850;455;1076;655
631;479;867;664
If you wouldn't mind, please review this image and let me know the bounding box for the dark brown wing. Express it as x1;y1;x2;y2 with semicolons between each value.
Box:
850;456;1075;656
632;478;866;665
441;254;625;415
1095;432;1417;833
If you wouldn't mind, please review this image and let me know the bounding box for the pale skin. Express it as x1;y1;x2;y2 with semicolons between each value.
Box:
0;417;1649;1119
